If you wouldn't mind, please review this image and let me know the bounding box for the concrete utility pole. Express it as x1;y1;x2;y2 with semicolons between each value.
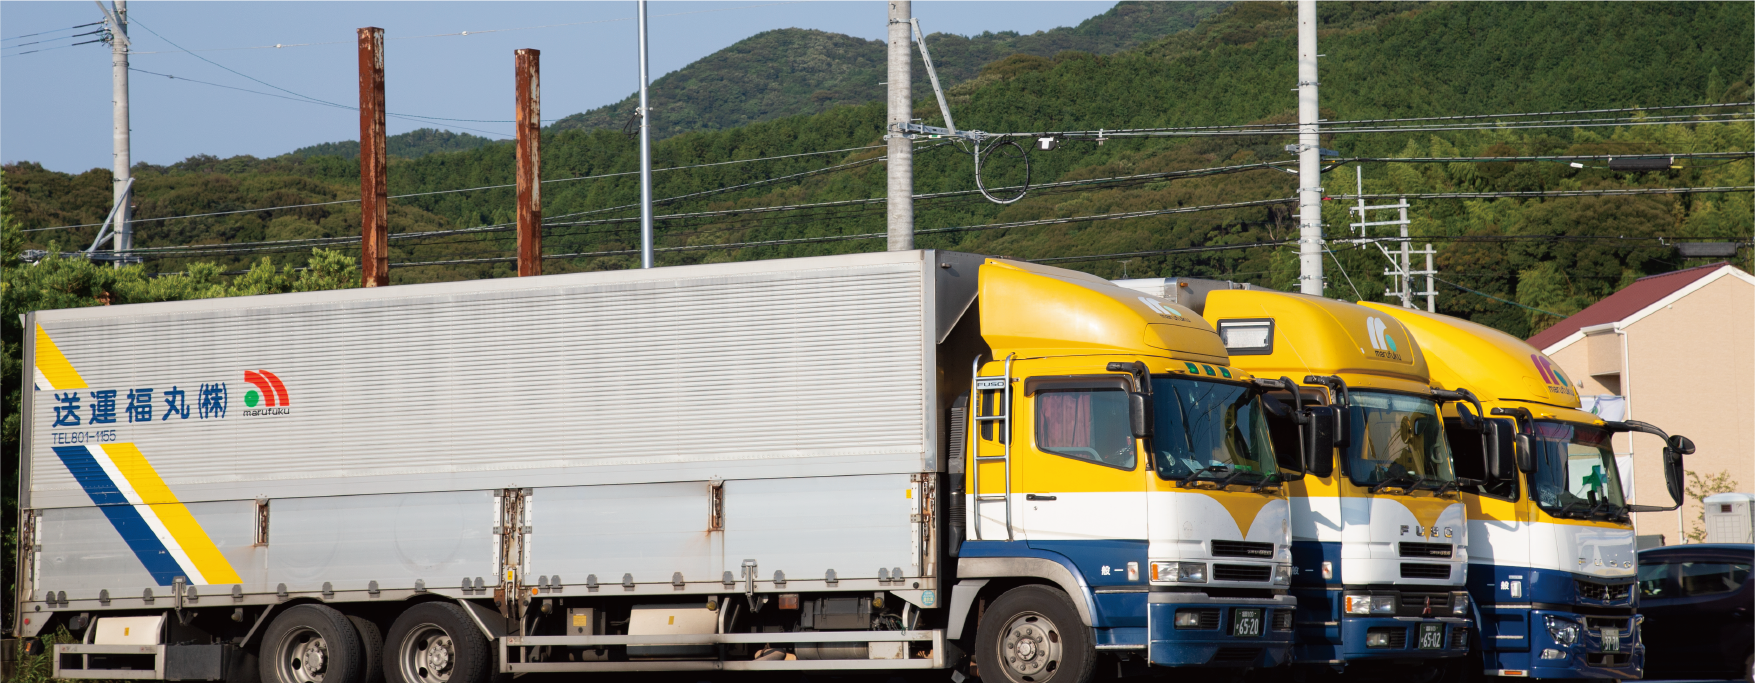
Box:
515;49;542;277
99;0;131;265
1296;0;1322;295
886;0;913;251
637;0;655;268
359;27;388;287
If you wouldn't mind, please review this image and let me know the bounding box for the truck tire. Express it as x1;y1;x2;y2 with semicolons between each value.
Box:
259;604;366;683
348;616;384;683
975;585;1095;683
384;602;491;683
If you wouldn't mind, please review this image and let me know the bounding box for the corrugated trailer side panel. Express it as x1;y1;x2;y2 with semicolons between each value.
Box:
29;253;933;506
20;251;968;610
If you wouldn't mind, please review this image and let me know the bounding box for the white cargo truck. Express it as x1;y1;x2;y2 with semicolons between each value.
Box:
16;251;1304;683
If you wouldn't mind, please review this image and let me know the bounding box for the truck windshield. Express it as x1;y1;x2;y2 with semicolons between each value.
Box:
1344;391;1456;490
1150;376;1279;485
1528;420;1626;517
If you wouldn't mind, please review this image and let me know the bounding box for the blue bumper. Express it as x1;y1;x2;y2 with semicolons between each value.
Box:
1334;616;1471;660
1492;609;1643;679
1148;601;1294;668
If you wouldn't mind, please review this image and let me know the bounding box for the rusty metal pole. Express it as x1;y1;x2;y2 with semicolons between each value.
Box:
359;27;389;287
515;49;542;277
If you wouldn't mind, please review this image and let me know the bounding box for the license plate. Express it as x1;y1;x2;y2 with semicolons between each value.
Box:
1602;628;1620;652
1418;622;1445;649
1232;608;1262;637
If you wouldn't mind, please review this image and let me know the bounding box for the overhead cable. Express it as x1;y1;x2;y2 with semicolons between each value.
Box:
122;3;801;54
3;21;103;41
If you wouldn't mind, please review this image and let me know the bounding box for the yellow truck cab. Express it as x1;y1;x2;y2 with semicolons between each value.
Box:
1173;289;1476;677
957;261;1299;676
1364;304;1691;681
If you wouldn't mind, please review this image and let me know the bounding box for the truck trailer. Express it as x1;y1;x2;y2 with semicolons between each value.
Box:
1365;303;1690;680
15;251;1301;683
1116;282;1476;677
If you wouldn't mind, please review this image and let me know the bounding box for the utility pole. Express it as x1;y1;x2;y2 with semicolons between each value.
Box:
515;49;542;277
637;0;655;268
1296;0;1322;295
1423;244;1435;311
359;27;388;287
886;0;913;251
99;0;131;266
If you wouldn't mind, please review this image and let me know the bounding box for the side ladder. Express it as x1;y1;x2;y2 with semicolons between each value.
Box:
970;354;1015;541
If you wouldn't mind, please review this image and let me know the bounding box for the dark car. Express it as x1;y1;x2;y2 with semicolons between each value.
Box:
1637;543;1755;682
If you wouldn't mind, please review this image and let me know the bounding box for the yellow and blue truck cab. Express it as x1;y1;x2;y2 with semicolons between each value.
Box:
1365;304;1691;680
959;261;1298;673
1173;289;1476;674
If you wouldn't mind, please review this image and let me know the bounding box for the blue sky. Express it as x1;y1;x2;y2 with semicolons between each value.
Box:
2;1;1118;172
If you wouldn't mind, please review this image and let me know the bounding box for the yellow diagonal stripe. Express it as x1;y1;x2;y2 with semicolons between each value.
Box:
35;324;88;390
102;443;242;585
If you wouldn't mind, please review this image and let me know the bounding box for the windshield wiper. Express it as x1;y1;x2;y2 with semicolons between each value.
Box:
1179;465;1228;488
1211;467;1250;490
1251;472;1283;493
1555;499;1591;519
1431;479;1463;495
1370;473;1417;494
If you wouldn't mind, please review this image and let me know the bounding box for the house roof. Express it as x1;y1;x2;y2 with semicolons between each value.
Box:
1528;262;1738;350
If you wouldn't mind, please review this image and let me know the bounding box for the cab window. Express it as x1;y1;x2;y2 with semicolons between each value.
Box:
1035;388;1135;470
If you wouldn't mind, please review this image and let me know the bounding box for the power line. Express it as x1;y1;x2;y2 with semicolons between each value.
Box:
1430;275;1565;317
3;21;103;41
121;3;802;54
1015;103;1755;138
21;145;891;232
1028;240;1294;264
1327;186;1754;201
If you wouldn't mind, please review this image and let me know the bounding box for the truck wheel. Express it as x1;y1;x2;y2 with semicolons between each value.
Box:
384;603;490;683
259;604;365;683
348;616;384;683
975;585;1095;683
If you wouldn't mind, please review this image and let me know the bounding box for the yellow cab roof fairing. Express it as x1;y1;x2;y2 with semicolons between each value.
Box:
1358;303;1599;424
978;259;1230;365
1200;290;1434;395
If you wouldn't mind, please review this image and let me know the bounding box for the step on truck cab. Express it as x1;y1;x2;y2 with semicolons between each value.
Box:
1116;280;1479;677
16;251;1297;683
1366;304;1690;681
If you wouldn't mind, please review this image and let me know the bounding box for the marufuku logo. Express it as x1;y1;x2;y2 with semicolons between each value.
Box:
242;370;291;415
1365;316;1400;354
1530;354;1575;396
1137;296;1186;319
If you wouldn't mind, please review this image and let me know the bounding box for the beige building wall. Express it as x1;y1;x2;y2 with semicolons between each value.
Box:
1547;273;1755;544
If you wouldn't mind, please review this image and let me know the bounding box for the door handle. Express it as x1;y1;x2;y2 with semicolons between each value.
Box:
1026;494;1057;501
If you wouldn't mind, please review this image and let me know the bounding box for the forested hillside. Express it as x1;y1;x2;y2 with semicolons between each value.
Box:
546;2;1225;137
288;128;501;160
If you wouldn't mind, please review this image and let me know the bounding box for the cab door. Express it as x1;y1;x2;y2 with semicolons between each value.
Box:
1014;375;1149;590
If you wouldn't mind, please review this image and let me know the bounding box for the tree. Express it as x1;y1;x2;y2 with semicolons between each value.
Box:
1683;469;1741;543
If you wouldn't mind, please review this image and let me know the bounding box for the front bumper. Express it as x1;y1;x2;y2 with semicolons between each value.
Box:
1147;596;1295;667
1501;610;1643;679
1336;616;1472;660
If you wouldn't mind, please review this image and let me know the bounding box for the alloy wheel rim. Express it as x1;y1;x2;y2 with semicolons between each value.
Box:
398;623;457;683
999;611;1062;681
274;626;330;683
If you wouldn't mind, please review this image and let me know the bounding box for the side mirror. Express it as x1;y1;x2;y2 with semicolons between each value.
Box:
1484;420;1504;480
1129;392;1154;439
1304;405;1337;478
1515;434;1534;474
1668;434;1696;456
1665;446;1686;506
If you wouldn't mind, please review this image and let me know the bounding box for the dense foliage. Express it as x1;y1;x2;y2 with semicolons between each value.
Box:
288;128;501;160
545;2;1223;138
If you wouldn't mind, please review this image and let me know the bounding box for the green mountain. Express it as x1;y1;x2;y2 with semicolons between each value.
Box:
289;128;502;160
548;2;1226;137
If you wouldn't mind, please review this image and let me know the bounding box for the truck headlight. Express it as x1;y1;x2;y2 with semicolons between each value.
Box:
1273;565;1294;585
1451;591;1470;616
1174;609;1204;628
1149;561;1206;583
1344;594;1389;615
1544;616;1579;645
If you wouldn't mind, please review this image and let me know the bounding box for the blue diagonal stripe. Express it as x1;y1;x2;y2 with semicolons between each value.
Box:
52;446;185;586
